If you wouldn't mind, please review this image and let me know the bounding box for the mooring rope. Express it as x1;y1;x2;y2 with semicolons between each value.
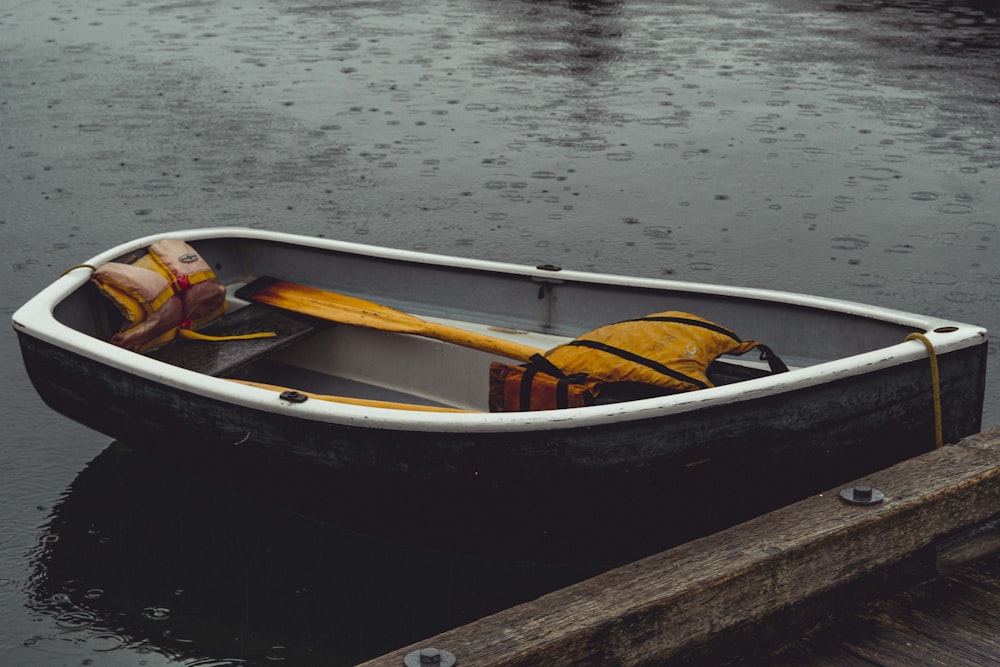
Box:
905;332;943;448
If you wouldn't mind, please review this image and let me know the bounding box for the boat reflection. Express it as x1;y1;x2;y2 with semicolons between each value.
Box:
28;441;604;666
27;391;936;666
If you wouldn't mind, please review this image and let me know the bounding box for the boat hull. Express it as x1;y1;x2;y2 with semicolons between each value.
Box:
13;228;989;559
17;327;986;558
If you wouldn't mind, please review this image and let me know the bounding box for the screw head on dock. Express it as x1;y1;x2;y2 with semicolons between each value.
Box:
839;485;885;505
404;647;457;667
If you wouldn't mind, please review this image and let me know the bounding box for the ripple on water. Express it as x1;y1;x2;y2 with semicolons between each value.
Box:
54;609;96;630
142;606;170;621
265;644;288;661
687;250;716;272
911;271;958;286
945;291;978;304
642;225;672;239
47;591;70;605
858;167;901;181
163;628;196;644
829;236;869;250
932;231;962;245
935;202;973;215
87;631;130;652
847;273;887;289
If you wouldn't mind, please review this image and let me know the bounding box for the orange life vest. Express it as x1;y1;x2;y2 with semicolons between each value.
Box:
489;311;786;412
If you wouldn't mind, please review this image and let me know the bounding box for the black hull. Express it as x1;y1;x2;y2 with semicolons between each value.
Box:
29;442;606;664
19;331;987;561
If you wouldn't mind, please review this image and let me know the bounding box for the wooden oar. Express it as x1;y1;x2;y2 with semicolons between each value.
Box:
235;277;544;362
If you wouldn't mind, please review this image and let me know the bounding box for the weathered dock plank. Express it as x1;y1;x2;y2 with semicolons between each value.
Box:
361;428;1000;667
875;559;999;665
770;552;1000;666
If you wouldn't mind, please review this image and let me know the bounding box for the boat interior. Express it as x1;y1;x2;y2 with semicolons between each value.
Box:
46;235;932;413
65;280;791;412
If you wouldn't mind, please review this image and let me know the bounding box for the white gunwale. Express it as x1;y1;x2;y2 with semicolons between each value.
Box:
12;227;987;433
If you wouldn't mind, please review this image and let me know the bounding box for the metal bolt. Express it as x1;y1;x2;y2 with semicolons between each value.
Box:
279;390;309;403
404;648;456;667
839;485;885;505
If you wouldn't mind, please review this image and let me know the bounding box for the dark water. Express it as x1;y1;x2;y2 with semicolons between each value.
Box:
2;0;998;664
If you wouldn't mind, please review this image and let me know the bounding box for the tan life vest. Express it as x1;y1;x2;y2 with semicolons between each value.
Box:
488;311;787;412
91;239;273;352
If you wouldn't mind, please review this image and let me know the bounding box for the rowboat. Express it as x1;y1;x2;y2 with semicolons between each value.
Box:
13;228;988;557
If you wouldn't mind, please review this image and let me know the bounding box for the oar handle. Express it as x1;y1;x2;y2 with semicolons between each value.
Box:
423;326;541;362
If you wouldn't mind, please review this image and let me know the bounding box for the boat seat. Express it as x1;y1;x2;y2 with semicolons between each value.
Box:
148;304;321;377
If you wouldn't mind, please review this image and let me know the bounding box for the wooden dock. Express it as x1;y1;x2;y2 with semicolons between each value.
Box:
362;427;1000;666
767;551;1000;666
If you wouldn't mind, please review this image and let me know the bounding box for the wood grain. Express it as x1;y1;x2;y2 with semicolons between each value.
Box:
361;427;1000;667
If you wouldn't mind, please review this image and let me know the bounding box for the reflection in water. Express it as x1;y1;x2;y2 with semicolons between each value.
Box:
476;0;626;76
828;0;1000;64
28;442;601;665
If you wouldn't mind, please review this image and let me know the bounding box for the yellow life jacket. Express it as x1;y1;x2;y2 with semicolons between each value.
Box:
91;239;273;352
489;311;786;412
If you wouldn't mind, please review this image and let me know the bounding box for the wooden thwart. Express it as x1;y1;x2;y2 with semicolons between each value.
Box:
148;303;318;377
360;428;1000;667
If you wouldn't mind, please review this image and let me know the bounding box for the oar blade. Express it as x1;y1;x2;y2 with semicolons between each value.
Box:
236;277;542;361
237;278;423;334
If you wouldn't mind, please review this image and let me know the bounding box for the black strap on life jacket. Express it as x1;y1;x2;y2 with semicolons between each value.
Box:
565;314;789;381
522;354;591;410
636;316;788;374
563;339;710;390
754;344;789;374
634;314;743;340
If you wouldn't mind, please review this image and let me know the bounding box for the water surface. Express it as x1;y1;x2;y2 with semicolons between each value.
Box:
2;0;998;664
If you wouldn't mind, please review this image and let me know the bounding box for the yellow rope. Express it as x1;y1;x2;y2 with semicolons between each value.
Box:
225;379;475;413
906;333;943;448
177;329;277;342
